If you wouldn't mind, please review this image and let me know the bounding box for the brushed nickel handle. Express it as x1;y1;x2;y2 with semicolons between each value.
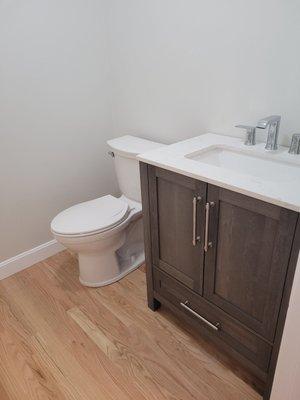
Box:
192;195;201;246
180;301;220;331
204;201;214;252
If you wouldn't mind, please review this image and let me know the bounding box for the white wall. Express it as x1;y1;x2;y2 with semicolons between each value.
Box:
0;0;118;262
107;0;300;146
2;0;299;263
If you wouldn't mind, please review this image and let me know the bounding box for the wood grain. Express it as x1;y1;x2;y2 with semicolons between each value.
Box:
0;250;261;400
140;162;160;311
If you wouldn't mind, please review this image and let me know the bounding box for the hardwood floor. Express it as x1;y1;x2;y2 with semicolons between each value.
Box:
0;250;261;400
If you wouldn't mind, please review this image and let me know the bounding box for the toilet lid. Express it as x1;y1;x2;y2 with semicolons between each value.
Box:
51;195;130;236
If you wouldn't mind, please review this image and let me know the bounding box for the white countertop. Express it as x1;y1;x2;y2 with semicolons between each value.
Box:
137;133;300;212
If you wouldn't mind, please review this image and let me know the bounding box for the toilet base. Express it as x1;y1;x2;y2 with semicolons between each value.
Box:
79;250;145;287
53;205;145;288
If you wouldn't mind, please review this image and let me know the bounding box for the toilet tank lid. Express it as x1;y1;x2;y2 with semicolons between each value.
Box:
107;135;164;158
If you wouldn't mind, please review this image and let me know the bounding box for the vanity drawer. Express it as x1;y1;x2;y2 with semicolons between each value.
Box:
153;267;272;374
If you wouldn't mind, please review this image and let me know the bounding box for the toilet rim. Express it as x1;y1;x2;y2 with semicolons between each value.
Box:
51;194;131;237
51;202;142;239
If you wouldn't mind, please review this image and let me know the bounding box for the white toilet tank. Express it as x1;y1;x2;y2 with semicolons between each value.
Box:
107;135;163;202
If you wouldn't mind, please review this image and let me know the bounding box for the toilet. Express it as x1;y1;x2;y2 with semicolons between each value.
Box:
51;135;163;287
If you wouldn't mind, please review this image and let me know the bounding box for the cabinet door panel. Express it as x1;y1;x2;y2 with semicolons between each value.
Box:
149;166;207;294
204;186;298;341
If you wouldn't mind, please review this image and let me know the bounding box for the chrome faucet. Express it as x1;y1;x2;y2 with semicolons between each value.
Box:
235;125;256;146
256;115;281;151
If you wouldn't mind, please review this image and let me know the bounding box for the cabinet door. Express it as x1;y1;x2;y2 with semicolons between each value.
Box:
148;166;207;294
204;185;298;341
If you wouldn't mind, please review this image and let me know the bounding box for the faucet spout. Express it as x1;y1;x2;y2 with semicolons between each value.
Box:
256;115;281;151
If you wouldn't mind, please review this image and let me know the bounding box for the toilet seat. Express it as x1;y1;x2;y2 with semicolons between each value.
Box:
51;195;130;237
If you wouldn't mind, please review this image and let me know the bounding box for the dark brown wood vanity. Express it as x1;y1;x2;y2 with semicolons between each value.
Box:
140;162;300;400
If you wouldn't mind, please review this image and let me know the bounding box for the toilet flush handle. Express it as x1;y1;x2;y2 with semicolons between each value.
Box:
108;151;115;158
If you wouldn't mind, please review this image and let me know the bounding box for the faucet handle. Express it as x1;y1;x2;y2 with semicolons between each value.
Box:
288;133;300;155
235;125;256;146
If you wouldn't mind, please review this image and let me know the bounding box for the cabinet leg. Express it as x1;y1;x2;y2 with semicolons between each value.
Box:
148;297;161;311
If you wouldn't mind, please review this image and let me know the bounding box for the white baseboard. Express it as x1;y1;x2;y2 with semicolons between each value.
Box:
0;240;65;281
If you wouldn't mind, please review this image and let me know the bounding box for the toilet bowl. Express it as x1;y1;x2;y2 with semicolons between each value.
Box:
51;135;163;287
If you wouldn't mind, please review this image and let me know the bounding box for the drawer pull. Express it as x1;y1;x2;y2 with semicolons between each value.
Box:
180;301;220;331
192;195;201;246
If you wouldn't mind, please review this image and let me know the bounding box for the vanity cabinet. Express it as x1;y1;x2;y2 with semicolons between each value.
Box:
140;162;300;398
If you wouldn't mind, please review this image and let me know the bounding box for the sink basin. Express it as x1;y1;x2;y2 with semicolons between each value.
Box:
186;146;300;183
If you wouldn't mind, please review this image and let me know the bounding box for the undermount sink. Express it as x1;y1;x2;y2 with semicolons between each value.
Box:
186;146;300;183
138;133;300;212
